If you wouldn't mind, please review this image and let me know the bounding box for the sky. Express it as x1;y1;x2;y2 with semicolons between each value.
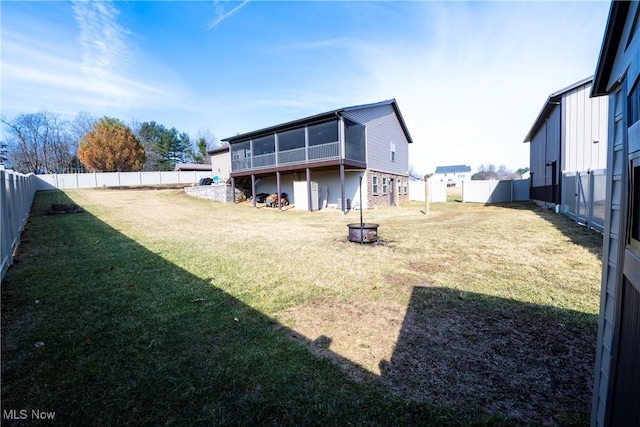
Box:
1;0;612;174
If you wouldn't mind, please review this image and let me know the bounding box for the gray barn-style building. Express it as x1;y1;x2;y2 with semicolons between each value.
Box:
590;1;640;425
523;77;609;207
221;99;413;212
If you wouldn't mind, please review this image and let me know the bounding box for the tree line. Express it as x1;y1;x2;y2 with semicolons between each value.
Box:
0;111;218;174
471;164;529;180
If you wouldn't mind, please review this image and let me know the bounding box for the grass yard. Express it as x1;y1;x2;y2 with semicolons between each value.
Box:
1;188;603;426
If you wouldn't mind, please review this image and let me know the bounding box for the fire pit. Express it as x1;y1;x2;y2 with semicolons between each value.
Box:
347;223;379;243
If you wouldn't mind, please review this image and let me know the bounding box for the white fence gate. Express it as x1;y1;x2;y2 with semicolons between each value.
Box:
1;169;38;282
409;180;447;203
561;169;606;233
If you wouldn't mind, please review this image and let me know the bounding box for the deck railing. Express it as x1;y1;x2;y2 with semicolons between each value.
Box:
231;141;340;172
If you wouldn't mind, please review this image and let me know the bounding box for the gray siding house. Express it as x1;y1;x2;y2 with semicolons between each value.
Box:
221;99;413;212
523;77;609;206
590;1;640;425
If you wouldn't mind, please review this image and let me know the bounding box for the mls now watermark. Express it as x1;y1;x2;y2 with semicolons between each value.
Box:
3;409;56;421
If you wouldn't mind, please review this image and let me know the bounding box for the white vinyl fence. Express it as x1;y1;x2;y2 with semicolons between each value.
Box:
462;179;530;203
408;180;447;202
1;168;38;282
561;169;606;232
36;170;213;190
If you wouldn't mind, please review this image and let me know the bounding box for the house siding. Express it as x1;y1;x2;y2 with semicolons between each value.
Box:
530;104;561;202
591;2;640;425
562;83;609;172
343;104;409;176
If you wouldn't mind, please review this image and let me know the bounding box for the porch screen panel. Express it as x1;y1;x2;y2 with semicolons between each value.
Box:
231;140;251;171
278;127;306;164
345;119;366;162
308;120;339;160
252;135;276;168
308;120;338;146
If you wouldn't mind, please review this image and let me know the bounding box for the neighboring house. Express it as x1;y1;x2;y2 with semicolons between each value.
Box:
220;99;413;212
523;77;609;206
208;144;231;182
430;165;471;187
590;1;640;425
174;163;213;172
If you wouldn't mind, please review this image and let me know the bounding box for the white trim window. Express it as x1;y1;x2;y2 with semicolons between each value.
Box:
390;141;396;162
382;177;388;194
372;175;379;195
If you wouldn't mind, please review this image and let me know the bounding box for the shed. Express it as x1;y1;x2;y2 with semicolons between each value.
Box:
589;1;640;425
523;77;608;207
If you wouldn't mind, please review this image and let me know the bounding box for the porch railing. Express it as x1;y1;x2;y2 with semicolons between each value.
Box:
231;141;340;172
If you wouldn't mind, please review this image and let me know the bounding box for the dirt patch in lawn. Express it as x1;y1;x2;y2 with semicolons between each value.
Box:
281;285;596;426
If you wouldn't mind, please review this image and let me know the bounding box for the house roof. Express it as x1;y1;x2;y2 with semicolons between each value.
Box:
206;144;230;155
173;163;213;172
522;76;593;143
221;99;413;144
434;165;471;174
591;1;630;96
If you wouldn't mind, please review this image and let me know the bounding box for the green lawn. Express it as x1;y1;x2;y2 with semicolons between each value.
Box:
1;189;603;426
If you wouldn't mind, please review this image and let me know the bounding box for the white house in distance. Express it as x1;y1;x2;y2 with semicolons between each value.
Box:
523;77;608;206
430;165;471;187
219;99;413;212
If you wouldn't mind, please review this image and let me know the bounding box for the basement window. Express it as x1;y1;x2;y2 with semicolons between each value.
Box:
372;176;378;195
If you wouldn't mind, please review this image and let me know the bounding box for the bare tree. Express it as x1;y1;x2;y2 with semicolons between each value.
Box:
1;111;78;173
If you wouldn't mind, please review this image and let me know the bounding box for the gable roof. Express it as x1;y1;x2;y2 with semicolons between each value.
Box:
174;163;213;172
523;76;593;143
434;165;471;174
206;144;230;156
221;99;413;144
591;1;631;96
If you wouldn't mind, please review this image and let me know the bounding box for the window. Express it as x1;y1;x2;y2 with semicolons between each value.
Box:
398;180;402;197
382;177;388;194
372;176;378;195
390;142;396;162
629;78;639;127
630;156;640;258
403;179;408;195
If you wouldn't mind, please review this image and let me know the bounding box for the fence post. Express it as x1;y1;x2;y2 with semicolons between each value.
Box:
586;170;595;228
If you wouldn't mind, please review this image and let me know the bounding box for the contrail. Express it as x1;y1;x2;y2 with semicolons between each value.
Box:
208;0;250;29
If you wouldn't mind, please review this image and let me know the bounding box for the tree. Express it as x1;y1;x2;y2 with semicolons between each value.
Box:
137;121;194;171
407;165;424;181
1;111;77;173
0;140;8;166
78;117;145;172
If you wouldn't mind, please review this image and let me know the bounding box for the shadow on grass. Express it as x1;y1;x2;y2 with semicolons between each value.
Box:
379;286;596;426
2;191;596;426
1;191;507;426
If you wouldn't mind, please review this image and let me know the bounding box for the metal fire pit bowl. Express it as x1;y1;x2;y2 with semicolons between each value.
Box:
347;223;379;243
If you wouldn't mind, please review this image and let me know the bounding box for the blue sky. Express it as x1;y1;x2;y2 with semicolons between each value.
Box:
1;0;611;174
